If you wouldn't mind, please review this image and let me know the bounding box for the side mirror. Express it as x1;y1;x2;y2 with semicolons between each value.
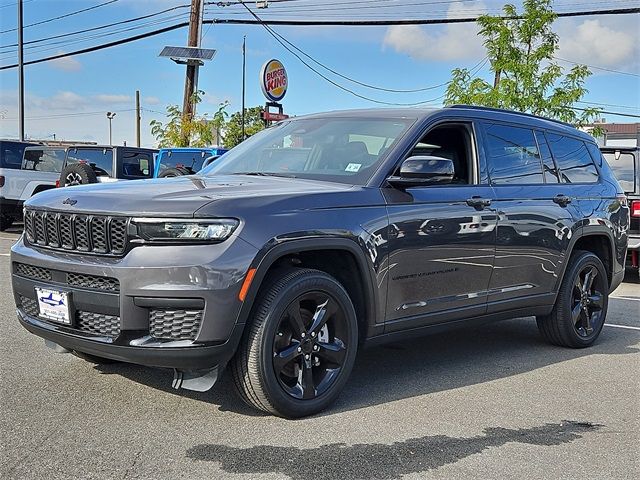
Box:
387;156;455;187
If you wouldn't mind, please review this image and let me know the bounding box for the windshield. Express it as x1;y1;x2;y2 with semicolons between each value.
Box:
201;117;413;185
66;148;113;177
159;150;210;174
603;151;636;193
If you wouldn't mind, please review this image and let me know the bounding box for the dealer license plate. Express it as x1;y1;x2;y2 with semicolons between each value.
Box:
35;287;71;325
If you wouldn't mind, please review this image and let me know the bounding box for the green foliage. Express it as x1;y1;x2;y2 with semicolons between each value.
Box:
444;0;601;131
223;106;266;148
150;91;228;148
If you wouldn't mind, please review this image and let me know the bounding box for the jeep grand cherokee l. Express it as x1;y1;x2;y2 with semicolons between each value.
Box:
11;106;629;418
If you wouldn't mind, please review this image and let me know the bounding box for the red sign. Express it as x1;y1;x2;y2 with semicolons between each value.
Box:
262;111;289;122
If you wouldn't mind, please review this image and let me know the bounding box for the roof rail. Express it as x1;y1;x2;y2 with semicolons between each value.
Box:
447;105;574;128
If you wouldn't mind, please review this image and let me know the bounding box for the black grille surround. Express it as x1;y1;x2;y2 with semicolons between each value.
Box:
18;295;121;338
150;309;203;341
24;209;129;256
14;262;120;293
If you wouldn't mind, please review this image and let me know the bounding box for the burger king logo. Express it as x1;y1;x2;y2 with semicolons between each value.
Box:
260;59;288;102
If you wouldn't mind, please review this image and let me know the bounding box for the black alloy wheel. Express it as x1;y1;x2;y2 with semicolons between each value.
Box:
231;267;358;418
272;291;348;400
571;264;606;338
537;250;609;348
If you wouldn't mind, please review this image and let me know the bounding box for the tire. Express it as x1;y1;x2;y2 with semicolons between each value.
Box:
158;167;191;178
0;214;13;231
231;267;359;418
59;163;98;186
537;250;609;348
72;351;119;364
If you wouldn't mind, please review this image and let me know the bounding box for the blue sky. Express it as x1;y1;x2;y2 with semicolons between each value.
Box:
0;0;638;147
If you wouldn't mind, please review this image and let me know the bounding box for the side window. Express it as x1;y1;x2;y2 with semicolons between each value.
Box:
23;149;65;172
534;131;560;183
404;123;473;184
122;151;152;177
483;123;544;184
547;133;599;183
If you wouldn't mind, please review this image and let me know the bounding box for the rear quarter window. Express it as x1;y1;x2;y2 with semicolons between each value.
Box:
23;149;65;172
547;133;599;183
601;150;636;193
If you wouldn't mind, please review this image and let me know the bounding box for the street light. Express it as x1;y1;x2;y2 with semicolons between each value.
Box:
106;112;116;146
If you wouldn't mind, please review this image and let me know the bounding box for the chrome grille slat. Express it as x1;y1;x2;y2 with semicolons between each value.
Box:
25;209;128;256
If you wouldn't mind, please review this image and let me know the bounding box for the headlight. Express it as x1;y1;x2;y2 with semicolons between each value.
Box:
133;218;239;243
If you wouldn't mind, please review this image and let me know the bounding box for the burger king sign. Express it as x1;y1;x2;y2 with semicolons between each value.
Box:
260;59;288;102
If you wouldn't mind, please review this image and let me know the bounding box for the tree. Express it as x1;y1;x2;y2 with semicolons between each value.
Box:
223;106;265;148
444;0;600;129
150;91;228;148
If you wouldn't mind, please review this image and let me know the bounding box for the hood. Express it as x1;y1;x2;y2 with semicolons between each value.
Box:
25;175;356;217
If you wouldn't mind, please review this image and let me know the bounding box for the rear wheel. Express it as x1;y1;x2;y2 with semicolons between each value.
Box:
537;250;609;348
231;268;358;418
158;167;191;178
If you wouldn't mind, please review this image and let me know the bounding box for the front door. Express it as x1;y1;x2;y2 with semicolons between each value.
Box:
384;122;497;331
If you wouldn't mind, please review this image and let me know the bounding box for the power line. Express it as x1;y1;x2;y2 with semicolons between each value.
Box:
1;4;191;50
554;56;640;78
206;7;640;25
0;0;121;34
573;108;640;119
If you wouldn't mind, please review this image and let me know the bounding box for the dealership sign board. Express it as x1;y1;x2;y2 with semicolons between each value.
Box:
260;59;288;102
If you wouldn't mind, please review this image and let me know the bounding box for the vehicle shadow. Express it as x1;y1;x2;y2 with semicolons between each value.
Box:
95;316;639;417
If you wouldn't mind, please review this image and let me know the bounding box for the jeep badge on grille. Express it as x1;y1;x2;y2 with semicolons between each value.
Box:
62;198;77;206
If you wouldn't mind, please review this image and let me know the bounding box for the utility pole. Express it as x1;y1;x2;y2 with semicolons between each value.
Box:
182;0;204;120
135;90;141;147
17;0;25;141
241;35;246;141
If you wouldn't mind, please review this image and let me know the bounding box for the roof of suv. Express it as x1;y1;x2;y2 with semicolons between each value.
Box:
293;105;594;142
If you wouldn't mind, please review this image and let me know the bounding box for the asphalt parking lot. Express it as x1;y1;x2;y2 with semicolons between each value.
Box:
1;225;638;480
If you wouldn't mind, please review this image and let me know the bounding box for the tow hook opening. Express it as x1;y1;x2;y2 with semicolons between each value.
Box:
172;367;219;392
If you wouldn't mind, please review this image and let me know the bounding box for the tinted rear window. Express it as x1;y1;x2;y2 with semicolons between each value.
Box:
1;141;32;169
484;123;544;184
547;134;599;183
602;151;635;193
23;148;66;172
66;148;113;177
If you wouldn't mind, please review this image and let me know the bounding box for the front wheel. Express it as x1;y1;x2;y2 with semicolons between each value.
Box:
231;268;358;418
537;250;609;348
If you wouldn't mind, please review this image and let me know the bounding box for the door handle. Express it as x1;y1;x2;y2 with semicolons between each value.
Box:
466;196;492;209
553;194;572;207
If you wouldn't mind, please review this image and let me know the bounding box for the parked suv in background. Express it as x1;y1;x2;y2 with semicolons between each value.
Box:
58;145;157;186
154;147;228;178
11;106;629;417
0;140;39;230
601;146;639;277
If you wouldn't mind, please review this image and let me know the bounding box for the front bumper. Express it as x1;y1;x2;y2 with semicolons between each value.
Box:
11;235;257;369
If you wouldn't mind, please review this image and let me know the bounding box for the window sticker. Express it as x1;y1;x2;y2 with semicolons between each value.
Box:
345;163;362;172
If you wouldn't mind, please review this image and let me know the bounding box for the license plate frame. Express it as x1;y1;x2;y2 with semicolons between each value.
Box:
35;287;72;325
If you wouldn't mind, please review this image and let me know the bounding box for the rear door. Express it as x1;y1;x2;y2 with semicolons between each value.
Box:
480;123;580;313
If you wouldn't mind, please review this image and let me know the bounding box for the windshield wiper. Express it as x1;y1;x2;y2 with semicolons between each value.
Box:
232;172;297;178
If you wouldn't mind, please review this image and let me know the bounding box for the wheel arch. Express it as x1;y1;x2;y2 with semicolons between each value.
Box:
560;229;616;291
236;238;379;341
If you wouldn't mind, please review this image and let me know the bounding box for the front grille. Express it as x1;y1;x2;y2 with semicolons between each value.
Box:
15;263;52;281
149;309;203;341
19;295;39;317
18;295;120;337
24;209;129;255
66;272;120;292
76;311;121;337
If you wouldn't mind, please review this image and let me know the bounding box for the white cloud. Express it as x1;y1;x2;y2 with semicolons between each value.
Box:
143;96;160;105
382;2;487;62
557;17;639;72
94;94;132;104
50;52;82;72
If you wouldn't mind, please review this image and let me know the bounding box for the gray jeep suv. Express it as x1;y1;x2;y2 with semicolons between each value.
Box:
11;106;629;417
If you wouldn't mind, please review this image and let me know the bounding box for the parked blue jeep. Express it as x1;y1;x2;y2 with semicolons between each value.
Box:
154;147;228;178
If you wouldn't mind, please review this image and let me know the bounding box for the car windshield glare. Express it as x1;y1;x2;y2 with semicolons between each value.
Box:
200;117;413;185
